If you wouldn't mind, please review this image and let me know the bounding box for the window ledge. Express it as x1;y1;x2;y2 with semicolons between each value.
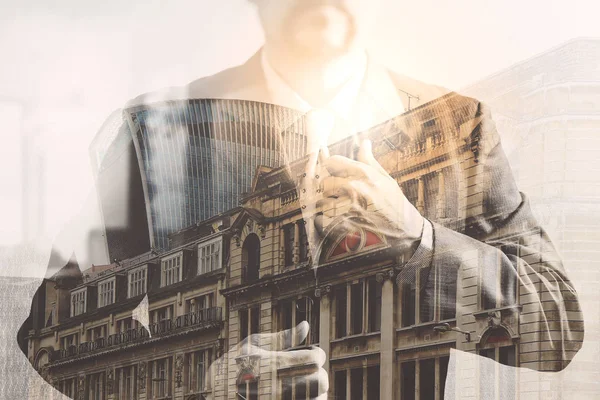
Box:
330;331;380;343
396;319;457;333
472;304;522;319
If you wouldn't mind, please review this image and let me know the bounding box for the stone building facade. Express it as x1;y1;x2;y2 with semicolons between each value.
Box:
24;90;580;400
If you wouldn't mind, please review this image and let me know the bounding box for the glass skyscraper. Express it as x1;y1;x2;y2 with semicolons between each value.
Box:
91;99;306;257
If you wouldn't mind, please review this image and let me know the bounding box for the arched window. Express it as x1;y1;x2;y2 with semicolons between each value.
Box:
478;327;517;400
242;234;260;284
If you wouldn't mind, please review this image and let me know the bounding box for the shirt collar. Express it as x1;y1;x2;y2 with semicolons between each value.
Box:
260;48;405;133
260;49;367;118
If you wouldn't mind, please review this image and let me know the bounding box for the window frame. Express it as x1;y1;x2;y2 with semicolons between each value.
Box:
127;265;148;299
161;251;184;287
97;277;116;308
198;236;222;275
70;288;87;317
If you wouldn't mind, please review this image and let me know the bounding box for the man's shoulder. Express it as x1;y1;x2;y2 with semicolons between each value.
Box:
125;52;264;109
387;69;483;118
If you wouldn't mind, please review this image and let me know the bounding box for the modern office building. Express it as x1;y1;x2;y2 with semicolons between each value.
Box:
89;100;306;260
23;89;583;400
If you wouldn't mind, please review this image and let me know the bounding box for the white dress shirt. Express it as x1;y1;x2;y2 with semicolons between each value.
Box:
260;49;433;267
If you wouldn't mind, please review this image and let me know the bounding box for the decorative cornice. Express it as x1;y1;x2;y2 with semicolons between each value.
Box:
376;269;396;283
314;285;332;298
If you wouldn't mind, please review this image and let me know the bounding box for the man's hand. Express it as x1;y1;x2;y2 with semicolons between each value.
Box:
205;321;328;400
318;139;424;250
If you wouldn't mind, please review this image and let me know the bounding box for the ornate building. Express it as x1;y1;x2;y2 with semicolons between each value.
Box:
24;92;581;400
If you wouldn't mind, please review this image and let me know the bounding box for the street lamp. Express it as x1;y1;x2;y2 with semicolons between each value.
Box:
433;322;471;342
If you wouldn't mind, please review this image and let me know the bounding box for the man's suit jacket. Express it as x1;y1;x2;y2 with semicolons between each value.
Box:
19;50;584;374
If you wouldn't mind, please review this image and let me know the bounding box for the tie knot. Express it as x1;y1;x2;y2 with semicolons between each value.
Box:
305;108;336;153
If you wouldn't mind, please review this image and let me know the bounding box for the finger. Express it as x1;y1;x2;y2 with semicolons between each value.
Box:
246;345;326;370
318;145;330;165
275;346;327;370
320;176;354;199
323;155;370;179
357;139;388;176
239;321;310;353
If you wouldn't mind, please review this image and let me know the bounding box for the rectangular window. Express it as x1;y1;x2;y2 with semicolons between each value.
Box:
439;356;450;400
279;297;320;347
87;372;105;400
198;237;222;275
367;365;380;399
239;305;260;349
334;370;347;400
282;376;293;400
284;224;295;266
401;361;416;400
186;349;211;393
419;267;434;323
116;317;138;334
151;358;171;398
86;325;107;342
440;272;457;321
480;249;519;311
367;278;382;333
61;333;79;350
127;265;147;298
401;282;416;327
61;378;76;398
335;286;347;338
115;365;137;400
350;368;363;400
401;263;457;326
297;220;309;263
350;283;364;335
97;278;115;308
161;252;183;287
70;288;87;317
186;292;214;314
152;305;174;323
419;359;436;400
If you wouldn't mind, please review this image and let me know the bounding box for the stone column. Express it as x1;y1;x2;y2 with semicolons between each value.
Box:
436;170;446;219
417;178;425;214
378;270;395;400
315;285;332;376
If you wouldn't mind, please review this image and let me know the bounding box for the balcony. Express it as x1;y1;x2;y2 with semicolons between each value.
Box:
50;307;223;364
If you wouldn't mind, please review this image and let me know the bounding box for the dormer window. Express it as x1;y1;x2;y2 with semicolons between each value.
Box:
128;265;147;298
198;237;222;275
98;277;116;308
161;252;183;287
70;288;87;317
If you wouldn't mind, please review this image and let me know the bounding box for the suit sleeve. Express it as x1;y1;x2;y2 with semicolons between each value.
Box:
399;101;584;372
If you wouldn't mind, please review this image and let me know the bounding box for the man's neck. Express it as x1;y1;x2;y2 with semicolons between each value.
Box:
263;43;367;108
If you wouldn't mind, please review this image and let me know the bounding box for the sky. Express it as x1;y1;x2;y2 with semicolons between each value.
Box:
0;0;599;247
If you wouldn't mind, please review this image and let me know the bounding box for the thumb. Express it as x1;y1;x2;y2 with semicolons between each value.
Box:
276;320;310;350
357;139;387;176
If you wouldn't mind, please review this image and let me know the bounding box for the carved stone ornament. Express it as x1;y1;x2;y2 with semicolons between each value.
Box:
314;285;332;298
78;375;86;400
258;224;266;239
234;233;241;247
236;354;260;384
39;365;50;382
175;354;184;388
138;362;147;392
106;368;114;395
248;220;255;233
376;269;395;283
